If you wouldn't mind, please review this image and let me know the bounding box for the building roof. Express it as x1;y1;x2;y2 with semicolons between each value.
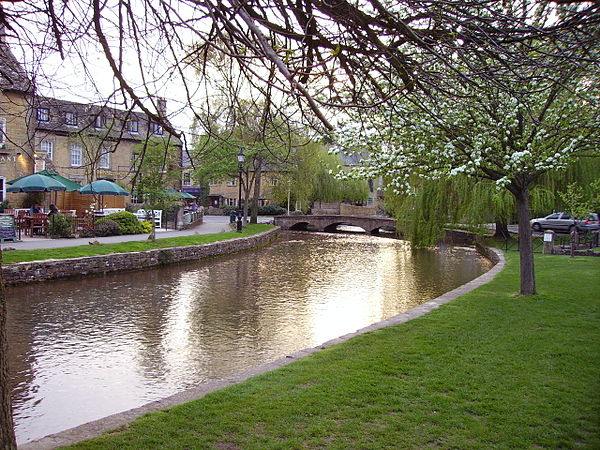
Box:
33;96;182;146
0;42;33;93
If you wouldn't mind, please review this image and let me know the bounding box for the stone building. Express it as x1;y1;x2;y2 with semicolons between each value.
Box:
0;33;181;207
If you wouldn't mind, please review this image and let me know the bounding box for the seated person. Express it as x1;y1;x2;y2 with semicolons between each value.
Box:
47;204;59;216
29;203;42;215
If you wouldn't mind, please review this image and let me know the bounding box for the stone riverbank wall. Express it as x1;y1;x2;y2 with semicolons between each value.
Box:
4;228;280;285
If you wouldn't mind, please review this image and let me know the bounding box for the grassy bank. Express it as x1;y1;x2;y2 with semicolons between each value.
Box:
68;252;599;449
2;224;274;264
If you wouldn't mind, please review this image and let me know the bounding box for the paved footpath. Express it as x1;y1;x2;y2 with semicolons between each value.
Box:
3;216;272;251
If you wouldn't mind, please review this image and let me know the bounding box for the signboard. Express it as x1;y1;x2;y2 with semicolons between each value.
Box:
0;214;17;241
543;232;553;242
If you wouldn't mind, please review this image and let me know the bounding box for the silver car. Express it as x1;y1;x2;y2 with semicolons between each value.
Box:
530;212;584;233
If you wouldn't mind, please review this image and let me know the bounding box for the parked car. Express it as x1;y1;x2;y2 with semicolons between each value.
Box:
580;212;600;231
530;212;591;233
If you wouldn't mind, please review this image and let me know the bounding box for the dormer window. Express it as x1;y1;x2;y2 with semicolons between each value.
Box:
37;108;49;122
127;119;139;133
65;111;77;126
150;122;163;135
95;115;106;128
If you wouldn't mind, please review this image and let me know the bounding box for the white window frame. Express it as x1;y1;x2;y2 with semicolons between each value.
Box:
226;178;237;187
98;149;110;169
70;144;82;167
127;119;139;133
37;108;49;122
0;118;6;145
95;115;106;129
40;140;53;160
268;178;279;187
65;111;77;126
150;122;163;135
34;159;46;172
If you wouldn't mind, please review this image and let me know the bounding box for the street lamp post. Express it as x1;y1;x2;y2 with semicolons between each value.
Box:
236;149;245;233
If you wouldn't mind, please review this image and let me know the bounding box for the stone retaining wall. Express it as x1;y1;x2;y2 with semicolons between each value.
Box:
3;228;280;285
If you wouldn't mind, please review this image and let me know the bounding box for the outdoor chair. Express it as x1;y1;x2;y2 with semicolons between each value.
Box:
29;213;48;237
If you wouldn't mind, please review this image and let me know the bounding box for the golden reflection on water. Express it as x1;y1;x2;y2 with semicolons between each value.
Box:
7;232;492;444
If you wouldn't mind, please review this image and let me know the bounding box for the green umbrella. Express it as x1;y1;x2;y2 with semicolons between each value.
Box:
7;173;68;192
165;188;196;199
78;180;130;196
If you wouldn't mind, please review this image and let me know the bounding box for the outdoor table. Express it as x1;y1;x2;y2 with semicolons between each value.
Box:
19;214;49;237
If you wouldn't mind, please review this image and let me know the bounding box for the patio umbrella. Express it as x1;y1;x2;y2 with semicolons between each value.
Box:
78;180;130;196
165;188;196;199
79;180;130;213
7;173;68;192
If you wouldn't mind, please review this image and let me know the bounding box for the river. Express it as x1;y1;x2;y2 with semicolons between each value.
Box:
6;232;493;444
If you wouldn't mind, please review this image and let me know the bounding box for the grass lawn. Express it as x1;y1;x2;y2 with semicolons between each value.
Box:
67;252;599;449
2;224;274;264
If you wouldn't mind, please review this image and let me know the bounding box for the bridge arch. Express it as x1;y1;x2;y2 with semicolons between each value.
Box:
274;215;396;236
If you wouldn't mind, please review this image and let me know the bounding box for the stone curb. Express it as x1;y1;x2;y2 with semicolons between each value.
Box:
4;228;281;285
19;246;505;450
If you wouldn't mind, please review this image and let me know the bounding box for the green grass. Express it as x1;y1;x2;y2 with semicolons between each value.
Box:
66;253;600;449
2;224;274;264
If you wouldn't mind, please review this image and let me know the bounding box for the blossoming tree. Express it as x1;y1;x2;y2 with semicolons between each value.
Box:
334;70;600;295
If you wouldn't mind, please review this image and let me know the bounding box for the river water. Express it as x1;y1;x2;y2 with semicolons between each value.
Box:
6;232;493;444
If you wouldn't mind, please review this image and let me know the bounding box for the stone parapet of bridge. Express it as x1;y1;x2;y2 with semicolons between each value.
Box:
274;215;396;235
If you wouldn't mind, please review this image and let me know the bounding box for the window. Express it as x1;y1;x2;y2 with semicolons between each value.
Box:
40;140;53;160
127;119;139;133
268;178;279;187
0;177;4;202
95;115;106;128
208;180;219;187
65;111;77;126
226;178;237;186
183;172;191;186
150;122;163;135
0;118;5;145
34;159;46;172
98;149;110;169
70;144;82;167
37;108;49;122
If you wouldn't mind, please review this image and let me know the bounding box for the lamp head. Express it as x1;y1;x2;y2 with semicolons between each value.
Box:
236;150;245;163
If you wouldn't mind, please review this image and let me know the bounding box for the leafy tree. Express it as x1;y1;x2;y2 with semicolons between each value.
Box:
133;138;181;240
335;65;600;295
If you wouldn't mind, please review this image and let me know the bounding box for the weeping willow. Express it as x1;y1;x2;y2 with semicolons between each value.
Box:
385;157;599;247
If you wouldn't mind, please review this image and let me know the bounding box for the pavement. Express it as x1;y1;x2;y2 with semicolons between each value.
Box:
2;216;273;251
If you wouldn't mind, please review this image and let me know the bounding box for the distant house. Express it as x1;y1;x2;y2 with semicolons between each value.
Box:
0;30;182;207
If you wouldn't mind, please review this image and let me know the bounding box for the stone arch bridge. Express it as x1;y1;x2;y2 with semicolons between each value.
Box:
274;215;396;235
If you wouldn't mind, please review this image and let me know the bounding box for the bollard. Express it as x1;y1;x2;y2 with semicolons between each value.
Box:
543;230;554;255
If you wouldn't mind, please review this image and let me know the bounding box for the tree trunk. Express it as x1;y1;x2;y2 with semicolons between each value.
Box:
0;251;17;449
515;187;536;295
250;165;262;224
493;219;510;240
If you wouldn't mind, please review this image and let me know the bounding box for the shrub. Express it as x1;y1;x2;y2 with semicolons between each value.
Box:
221;204;286;216
94;220;121;237
258;205;286;216
222;205;238;216
78;226;95;238
140;220;154;233
96;211;144;234
48;213;74;238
